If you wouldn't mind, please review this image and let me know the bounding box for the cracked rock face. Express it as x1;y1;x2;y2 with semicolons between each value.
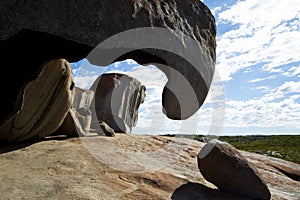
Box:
0;0;216;125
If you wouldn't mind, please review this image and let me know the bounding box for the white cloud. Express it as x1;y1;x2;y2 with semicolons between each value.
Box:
72;59;142;90
210;0;300;133
72;68;80;75
113;61;121;68
127;64;168;86
225;98;300;128
124;59;138;65
255;86;270;93
224;80;300;128
282;65;300;77
72;63;104;89
211;6;222;16
249;75;276;83
218;1;299;27
215;0;300;81
74;75;99;89
276;81;300;94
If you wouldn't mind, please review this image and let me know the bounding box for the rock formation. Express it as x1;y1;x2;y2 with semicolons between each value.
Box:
98;121;115;137
0;0;216;127
0;135;299;200
56;87;95;137
0;55;145;141
0;59;74;143
91;73;146;134
198;139;271;200
57;73;145;137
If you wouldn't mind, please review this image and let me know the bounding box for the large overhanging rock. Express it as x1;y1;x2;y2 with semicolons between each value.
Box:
0;0;216;126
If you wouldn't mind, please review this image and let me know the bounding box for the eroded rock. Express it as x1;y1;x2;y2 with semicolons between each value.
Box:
0;59;74;142
57;87;96;137
57;73;145;137
92;73;146;134
98;121;115;137
0;0;216;122
197;139;271;200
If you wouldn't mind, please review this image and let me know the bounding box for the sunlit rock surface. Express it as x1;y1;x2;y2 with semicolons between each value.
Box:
0;135;299;200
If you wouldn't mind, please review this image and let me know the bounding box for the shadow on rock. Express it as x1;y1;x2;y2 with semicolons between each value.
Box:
0;135;71;154
171;182;250;200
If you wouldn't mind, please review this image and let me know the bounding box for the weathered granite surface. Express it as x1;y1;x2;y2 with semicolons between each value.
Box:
0;135;299;200
0;0;216;124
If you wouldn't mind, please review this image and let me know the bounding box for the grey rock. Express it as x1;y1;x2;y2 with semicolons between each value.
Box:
58;73;145;137
57;87;96;137
91;73;146;134
56;108;93;138
197;139;271;200
0;59;74;142
0;0;216;122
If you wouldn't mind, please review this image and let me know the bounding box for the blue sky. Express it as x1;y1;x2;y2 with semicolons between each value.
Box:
71;0;300;136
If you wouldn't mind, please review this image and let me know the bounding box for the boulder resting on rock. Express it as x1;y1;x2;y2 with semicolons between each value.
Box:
197;139;271;200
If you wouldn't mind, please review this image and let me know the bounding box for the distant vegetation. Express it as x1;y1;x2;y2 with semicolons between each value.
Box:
216;135;300;164
161;134;300;164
